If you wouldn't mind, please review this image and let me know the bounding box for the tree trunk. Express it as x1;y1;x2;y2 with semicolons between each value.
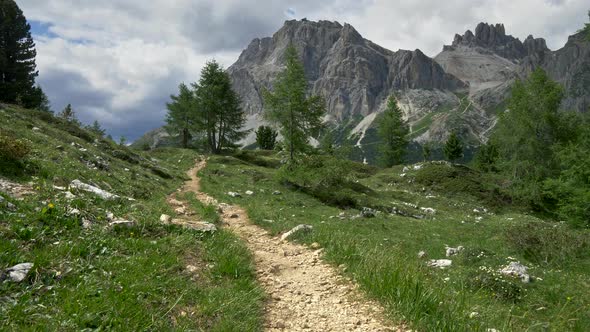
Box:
182;128;189;148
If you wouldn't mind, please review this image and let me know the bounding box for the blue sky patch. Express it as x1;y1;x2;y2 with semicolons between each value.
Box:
29;20;58;38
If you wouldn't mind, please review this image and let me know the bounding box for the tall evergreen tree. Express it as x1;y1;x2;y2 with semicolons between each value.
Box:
443;132;464;162
165;83;197;148
263;44;325;163
255;125;278;150
377;96;409;167
88;120;106;137
58;103;80;125
0;0;40;108
194;60;247;154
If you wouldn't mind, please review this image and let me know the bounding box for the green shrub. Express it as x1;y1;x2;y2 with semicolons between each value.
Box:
0;131;31;161
504;222;589;267
468;267;523;303
415;162;511;207
276;155;373;208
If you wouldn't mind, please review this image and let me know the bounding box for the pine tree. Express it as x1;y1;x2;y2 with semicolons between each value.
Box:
422;142;433;162
194;60;247;154
58;104;80;125
88;120;106;137
255;125;278;150
165;83;197;148
0;0;40;108
443;132;463;162
319;129;336;155
263;44;325;163
377;96;409;167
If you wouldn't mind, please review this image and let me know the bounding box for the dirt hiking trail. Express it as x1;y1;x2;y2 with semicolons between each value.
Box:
172;159;403;331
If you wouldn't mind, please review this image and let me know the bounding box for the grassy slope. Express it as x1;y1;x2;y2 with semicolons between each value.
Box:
199;152;589;332
0;105;263;331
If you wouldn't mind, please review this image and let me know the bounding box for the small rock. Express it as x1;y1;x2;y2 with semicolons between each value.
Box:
228;192;241;198
70;180;119;200
361;207;377;218
500;261;530;283
3;263;33;282
310;242;321;249
428;259;452;269
420;207;437;215
53;185;66;191
272;191;282;195
418;250;427;259
7;202;16;211
159;214;171;224
106;211;115;222
109;220;136;228
445;246;465;257
469;312;479;318
181;220;217;233
280;224;313;241
63;191;76;200
32;127;40;131
169;198;183;206
82;218;92;229
245;190;254;195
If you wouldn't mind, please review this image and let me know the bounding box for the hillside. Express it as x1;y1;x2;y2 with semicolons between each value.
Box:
198;151;590;331
0;105;264;330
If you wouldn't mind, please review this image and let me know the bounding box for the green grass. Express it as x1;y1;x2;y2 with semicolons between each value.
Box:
0;105;264;331
198;152;590;332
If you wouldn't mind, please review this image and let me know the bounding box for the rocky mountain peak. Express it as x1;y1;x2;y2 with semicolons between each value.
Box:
447;22;548;60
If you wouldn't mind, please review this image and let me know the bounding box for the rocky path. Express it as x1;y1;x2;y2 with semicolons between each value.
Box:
175;159;402;332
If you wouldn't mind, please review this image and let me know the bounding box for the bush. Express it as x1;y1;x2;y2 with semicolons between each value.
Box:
0;132;31;161
415;162;511;207
276;155;373;208
504;222;589;267
468;266;523;303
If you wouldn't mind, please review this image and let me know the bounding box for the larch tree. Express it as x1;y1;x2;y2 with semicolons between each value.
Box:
0;0;45;109
194;60;247;154
263;44;325;163
166;83;197;148
377;96;409;167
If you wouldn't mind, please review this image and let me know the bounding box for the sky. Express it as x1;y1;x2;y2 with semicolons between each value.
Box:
19;0;589;141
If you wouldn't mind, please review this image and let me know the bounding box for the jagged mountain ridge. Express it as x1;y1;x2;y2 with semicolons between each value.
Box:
134;19;589;162
228;19;477;148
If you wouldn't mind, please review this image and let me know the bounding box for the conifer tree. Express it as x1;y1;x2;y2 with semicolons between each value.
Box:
194;60;247;154
255;125;278;150
263;44;325;163
165;83;197;148
443;132;463;162
58;104;80;125
89;120;106;137
0;0;41;108
422;142;433;162
377;96;409;167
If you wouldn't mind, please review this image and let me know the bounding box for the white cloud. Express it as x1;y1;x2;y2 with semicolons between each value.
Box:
16;0;589;140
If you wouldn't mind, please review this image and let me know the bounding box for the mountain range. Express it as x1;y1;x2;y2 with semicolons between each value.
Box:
135;19;590;161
